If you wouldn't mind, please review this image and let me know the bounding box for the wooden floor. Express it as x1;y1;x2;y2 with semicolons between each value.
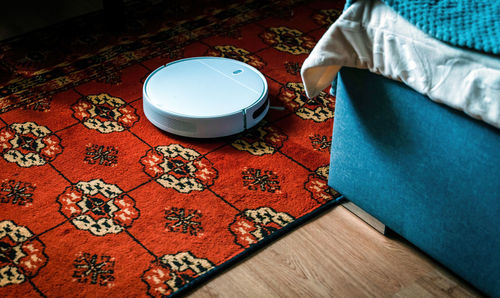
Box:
187;204;483;297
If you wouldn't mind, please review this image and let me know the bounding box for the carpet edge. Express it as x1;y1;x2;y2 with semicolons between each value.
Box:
172;195;345;297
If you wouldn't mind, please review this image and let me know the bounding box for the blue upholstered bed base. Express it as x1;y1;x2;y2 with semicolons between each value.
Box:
329;68;500;296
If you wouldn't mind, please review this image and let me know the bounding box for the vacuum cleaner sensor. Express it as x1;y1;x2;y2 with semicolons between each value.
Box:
143;57;269;138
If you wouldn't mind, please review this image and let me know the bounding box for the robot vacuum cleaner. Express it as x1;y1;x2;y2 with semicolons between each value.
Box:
143;57;269;138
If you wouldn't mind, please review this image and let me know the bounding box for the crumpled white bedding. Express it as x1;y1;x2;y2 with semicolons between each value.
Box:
301;0;500;129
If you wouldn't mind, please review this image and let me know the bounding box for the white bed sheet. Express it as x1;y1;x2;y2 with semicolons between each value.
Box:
301;0;500;129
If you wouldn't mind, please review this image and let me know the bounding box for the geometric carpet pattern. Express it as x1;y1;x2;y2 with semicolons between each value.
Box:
0;0;344;296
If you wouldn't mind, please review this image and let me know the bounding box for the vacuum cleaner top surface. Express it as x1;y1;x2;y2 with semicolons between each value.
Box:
143;57;269;138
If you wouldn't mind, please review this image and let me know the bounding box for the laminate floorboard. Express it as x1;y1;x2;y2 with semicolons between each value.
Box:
187;204;483;297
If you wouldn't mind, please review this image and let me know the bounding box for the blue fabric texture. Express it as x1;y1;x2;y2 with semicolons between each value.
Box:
330;68;500;297
344;0;500;55
329;76;337;97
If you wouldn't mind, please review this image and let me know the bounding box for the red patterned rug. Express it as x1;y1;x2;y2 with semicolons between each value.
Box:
0;0;344;296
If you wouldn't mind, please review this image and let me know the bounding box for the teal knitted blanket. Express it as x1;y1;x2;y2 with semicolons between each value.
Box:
345;0;500;55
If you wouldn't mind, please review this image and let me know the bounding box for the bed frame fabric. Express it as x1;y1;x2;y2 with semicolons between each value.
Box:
329;67;500;296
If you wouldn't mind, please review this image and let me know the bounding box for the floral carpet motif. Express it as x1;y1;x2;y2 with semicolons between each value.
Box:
0;0;344;296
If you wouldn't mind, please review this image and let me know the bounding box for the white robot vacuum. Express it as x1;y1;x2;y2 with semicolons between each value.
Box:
143;57;269;138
